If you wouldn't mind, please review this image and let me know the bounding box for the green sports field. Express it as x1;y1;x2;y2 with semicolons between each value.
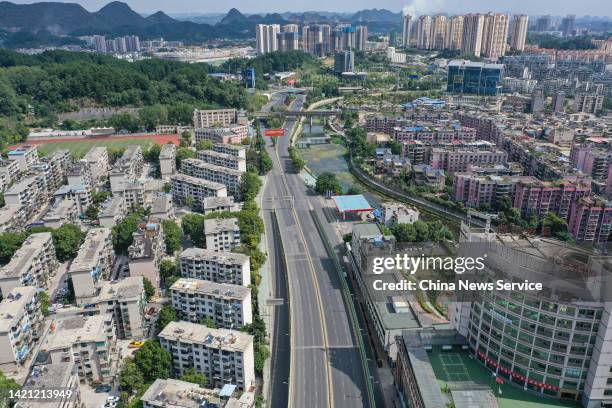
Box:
35;139;155;158
429;347;580;408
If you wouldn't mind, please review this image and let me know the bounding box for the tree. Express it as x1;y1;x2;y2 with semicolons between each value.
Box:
143;144;161;163
345;185;362;195
413;220;430;242
254;343;270;375
199;316;218;328
0;192;4;208
315;172;342;195
175;147;196;168
156;305;178;332
143;277;155;300
240;172;262;201
0;232;26;265
91;190;110;205
112;213;141;254
181;213;205;247
39;291;51;317
0;369;20;406
108;147;126;165
391;223;417;242
84;205;99;220
389;140;403;155
541;212;572;241
258;149;273;175
51;224;86;262
161;219;182;254
288;146;306;172
179;368;208;387
160;259;178;285
196;140;214;151
119;358;144;394
133;340;172;383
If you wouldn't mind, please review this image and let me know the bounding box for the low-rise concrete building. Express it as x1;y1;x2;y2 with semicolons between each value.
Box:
69;228;114;304
16;362;85;408
180;159;243;197
141;378;255;408
0;232;57;296
40;314;117;384
0;204;26;233
0;287;42;372
159;143;177;179
150;193;174;220
98;195;127;228
42;198;80;228
5;175;46;220
109;146;144;192
83;146;109;185
53;184;92;214
159;321;255;391
128;219;165;294
204;218;241;252
380;202;420;227
171;278;252;329
7;145;38;171
93;277;146;339
202;196;239;214
213;143;247;159
197;150;247;172
171;174;227;211
179;248;250;287
66;161;93;188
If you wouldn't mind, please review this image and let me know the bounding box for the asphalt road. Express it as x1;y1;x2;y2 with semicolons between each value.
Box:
263;95;370;408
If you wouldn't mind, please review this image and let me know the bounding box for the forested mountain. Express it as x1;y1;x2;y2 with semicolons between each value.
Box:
0;1;402;46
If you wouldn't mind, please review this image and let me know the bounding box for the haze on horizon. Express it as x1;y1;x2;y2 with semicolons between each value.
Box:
5;0;611;17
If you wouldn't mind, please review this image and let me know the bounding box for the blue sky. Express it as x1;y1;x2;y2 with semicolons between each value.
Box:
8;0;611;16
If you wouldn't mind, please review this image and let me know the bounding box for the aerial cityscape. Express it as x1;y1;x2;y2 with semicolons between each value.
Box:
0;1;611;408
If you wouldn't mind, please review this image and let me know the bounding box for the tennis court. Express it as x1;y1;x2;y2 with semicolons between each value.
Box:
439;353;471;382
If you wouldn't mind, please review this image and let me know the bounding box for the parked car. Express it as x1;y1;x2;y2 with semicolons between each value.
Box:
94;385;112;393
128;341;144;349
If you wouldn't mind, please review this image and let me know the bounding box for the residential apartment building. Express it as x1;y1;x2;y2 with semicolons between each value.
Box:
0;204;26;233
202;196;239;215
7;145;38;171
42;198;80;228
5;175;46;219
0;159;20;190
255;24;280;55
204;218;241;252
159;143;177;179
171;278;252;329
415;15;431;50
83;146;109;185
510;15;529;51
0;287;42;372
159;321;255;391
195;125;248;145
66;161;93;188
53;184;92;214
574;93;605;114
128;219;165;294
380;202;419;227
98;195;127;228
93;277;146;339
213;143;247;159
180;159;243;197
69;228;114;304
170;174;227;211
179;248;250;287
0;232;57;296
430;147;507;172
481;13;509;59
16;363;84;408
461;14;485;57
513;179;592;221
40;149;72;191
141;378;255;408
197;150;247;172
193;109;237;128
40;314;116;384
402;14;412;48
109;146;144;192
568;196;612;243
453;173;537;209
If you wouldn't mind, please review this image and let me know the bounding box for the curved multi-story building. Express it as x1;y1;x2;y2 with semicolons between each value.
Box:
456;224;612;407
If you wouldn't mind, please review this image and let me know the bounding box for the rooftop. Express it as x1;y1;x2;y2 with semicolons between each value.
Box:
333;194;373;213
159;143;176;159
69;228;111;273
0;286;37;333
180;247;249;265
141;378;253;408
171;278;250;300
17;364;77;408
0;233;53;279
95;276;144;302
171;173;227;190
159;321;253;352
204;217;239;234
41;314;111;350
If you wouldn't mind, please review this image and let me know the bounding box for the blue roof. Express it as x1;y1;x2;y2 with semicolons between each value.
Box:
333;194;372;212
